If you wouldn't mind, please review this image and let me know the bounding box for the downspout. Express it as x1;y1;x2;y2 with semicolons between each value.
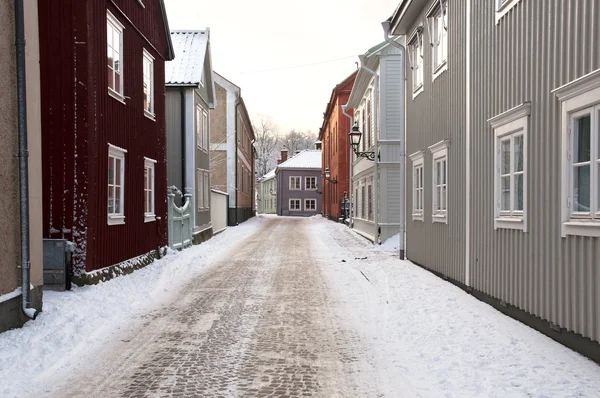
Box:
358;55;380;244
15;0;36;319
382;20;407;260
180;88;186;206
341;104;353;226
234;101;239;225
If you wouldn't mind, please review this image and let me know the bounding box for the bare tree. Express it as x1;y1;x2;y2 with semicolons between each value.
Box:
253;116;280;177
283;129;319;155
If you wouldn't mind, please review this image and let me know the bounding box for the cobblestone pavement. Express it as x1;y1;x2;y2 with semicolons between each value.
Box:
59;217;389;398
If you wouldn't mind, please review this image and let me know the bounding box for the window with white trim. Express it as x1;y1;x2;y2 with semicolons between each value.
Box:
107;12;124;98
196;169;210;211
554;69;600;237
367;95;372;149
305;176;317;190
427;0;448;80
290;176;301;190
202;110;209;151
142;49;154;117
489;103;529;231
305;199;316;211
429;140;448;223
367;184;373;221
408;30;424;96
290;199;301;211
108;144;126;225
496;0;523;24
144;157;156;222
410;151;425;221
195;105;202;149
361;185;366;219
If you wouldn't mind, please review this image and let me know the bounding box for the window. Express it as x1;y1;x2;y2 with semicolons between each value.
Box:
305;199;316;211
496;0;523;24
554;69;600;237
427;0;448;80
429;140;449;223
410;151;425;221
361;185;366;219
144;157;156;222
290;176;301;190
489;103;530;231
142;49;154;117
355;187;358;217
305;176;317;190
361;104;367;152
195;106;202;149
107;12;124;99
197;169;209;211
290;199;301;211
367;96;372;149
367;184;373;221
408;29;424;97
108;144;126;225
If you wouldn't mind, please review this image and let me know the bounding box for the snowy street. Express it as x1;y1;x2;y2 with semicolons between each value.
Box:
2;216;600;397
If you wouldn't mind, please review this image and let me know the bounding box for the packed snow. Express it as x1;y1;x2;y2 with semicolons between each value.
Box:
1;215;599;397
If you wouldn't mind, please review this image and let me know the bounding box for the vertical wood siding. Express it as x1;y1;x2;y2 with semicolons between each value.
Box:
405;0;467;283
470;0;600;342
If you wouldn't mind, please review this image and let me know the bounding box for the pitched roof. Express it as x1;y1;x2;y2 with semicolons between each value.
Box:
260;169;276;181
158;0;175;60
166;31;209;86
277;150;322;170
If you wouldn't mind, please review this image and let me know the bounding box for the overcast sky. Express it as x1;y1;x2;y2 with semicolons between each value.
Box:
164;0;399;134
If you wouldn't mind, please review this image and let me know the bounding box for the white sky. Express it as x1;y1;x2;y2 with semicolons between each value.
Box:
164;0;399;134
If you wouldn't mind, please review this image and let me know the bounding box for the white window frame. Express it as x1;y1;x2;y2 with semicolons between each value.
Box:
195;105;203;150
304;199;317;211
107;11;124;101
289;176;301;190
305;176;317;190
142;49;155;119
410;151;425;221
202;110;209;152
408;28;424;98
489;103;530;231
427;0;448;82
143;157;156;222
496;0;523;25
108;144;127;225
553;69;600;237
289;199;301;211
429;140;449;224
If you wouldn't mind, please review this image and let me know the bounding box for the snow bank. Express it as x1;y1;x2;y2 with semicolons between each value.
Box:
0;218;261;398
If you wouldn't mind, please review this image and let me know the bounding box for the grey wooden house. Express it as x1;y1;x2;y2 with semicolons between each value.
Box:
276;150;322;217
388;0;600;360
166;30;216;244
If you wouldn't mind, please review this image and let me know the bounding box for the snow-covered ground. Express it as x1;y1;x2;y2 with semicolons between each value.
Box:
1;214;599;397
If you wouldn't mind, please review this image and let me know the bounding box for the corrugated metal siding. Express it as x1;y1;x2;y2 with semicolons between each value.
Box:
166;89;183;191
405;0;467;283
470;0;600;342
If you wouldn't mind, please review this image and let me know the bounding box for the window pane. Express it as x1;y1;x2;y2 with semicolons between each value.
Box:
108;186;114;214
514;135;523;172
144;168;149;190
501;139;510;174
501;176;510;211
442;185;446;210
113;50;120;73
573;165;590;212
442;160;447;184
115;72;121;92
115;186;121;213
515;173;524;211
116;158;121;185
108;68;114;90
107;26;113;50
574;114;591;163
108;157;115;185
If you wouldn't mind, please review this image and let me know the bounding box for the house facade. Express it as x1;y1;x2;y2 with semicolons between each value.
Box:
0;0;44;332
257;169;277;214
276;150;322;217
166;30;216;244
210;72;256;226
319;71;356;220
346;41;405;244
389;0;600;359
38;0;174;278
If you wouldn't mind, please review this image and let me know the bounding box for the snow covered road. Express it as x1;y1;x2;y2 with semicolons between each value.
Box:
1;215;599;397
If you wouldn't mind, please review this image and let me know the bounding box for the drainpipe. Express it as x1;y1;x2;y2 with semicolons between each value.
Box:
15;0;36;320
180;88;186;206
341;104;353;226
382;20;407;260
358;55;380;244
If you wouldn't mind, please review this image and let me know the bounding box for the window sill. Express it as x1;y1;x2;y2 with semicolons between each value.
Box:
144;214;156;223
412;213;424;222
412;84;424;100
432;61;448;82
432;214;447;224
562;220;600;238
108;89;126;104
144;110;156;121
108;215;125;226
494;217;525;231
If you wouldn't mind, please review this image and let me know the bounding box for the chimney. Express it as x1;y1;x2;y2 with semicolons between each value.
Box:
280;146;289;163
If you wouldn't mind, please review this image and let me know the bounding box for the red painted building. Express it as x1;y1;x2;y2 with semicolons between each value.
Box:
38;0;174;275
319;71;357;220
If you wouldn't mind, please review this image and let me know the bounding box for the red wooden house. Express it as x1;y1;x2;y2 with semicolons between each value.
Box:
38;0;174;278
319;71;357;220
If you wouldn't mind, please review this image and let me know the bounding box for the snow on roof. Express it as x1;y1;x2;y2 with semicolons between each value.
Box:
166;31;208;86
277;150;322;170
261;169;276;180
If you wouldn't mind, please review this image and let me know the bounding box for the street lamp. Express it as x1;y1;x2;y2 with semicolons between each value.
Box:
324;167;337;184
349;124;376;161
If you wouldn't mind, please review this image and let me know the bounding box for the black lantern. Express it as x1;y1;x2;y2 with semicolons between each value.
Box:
323;167;337;184
349;124;376;161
